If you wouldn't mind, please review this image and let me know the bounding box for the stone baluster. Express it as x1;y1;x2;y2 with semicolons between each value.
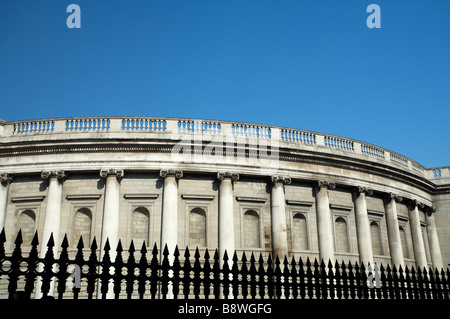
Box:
353;186;374;267
408;200;428;270
0;174;13;231
271;176;291;262
36;170;67;299
315;181;335;263
384;193;404;267
425;206;444;270
217;172;239;263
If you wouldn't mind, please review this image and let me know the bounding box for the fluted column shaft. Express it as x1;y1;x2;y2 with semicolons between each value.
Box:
384;194;404;267
271;176;291;261
218;172;238;263
409;201;428;270
316;181;335;263
354;187;374;266
0;174;13;231
426;208;444;270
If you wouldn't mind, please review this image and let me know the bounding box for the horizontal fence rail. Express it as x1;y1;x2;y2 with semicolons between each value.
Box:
1;229;449;300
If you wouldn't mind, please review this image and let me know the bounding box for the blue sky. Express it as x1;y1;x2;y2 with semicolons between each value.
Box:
0;0;449;168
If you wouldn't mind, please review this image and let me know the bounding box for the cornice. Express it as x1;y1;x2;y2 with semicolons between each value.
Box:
0;137;438;195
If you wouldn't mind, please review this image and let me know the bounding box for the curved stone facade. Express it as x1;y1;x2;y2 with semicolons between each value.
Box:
0;117;449;273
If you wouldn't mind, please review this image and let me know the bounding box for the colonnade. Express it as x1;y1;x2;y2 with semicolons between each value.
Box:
0;170;444;298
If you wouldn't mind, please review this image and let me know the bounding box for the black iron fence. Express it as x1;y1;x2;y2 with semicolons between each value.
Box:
0;229;449;300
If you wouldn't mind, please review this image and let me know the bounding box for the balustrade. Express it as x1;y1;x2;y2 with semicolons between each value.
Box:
177;120;220;134
361;143;385;158
231;123;271;138
390;152;409;166
281;129;315;144
1;116;440;179
122;118;166;132
14;120;54;134
324;136;354;151
66;118;110;132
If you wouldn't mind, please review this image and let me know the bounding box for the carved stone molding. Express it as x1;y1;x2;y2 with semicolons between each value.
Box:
99;169;124;181
217;171;239;181
271;176;291;185
317;181;336;189
160;169;183;179
41;170;67;183
0;173;13;187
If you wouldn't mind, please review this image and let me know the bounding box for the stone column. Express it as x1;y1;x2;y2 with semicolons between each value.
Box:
160;169;183;256
408;200;428;270
40;171;67;252
315;181;335;263
425;206;444;270
271;176;291;262
159;169;182;299
99;169;124;257
99;169;123;299
217;172;239;263
353;186;374;267
36;170;67;299
384;193;404;267
0;174;13;231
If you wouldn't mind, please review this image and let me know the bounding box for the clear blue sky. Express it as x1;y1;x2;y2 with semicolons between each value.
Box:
0;1;449;168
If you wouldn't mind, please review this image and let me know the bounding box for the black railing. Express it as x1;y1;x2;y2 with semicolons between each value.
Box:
0;229;449;300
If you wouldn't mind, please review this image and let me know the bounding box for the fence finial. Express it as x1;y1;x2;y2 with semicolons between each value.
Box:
46;233;55;249
61;234;69;249
140;241;147;255
128;239;135;254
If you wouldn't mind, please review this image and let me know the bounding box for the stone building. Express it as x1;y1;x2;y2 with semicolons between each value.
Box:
0;117;449;297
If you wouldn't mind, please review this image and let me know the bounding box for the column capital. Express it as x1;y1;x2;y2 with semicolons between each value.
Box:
317;180;336;189
408;199;425;210
384;192;403;203
41;170;67;183
217;171;239;181
160;169;183;179
424;205;437;216
271;176;291;185
100;169;124;179
0;173;13;187
353;186;373;195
